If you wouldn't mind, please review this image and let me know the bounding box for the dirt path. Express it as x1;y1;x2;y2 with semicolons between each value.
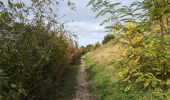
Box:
73;58;93;100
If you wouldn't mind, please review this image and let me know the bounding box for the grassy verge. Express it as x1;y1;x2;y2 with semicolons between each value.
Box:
84;55;170;100
85;55;150;100
84;56;122;100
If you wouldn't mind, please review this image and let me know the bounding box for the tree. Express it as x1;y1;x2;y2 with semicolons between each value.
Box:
95;42;101;48
102;34;115;44
86;44;95;52
89;0;170;99
0;0;78;99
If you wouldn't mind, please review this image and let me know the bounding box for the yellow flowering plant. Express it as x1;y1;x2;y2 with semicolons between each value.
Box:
90;0;170;99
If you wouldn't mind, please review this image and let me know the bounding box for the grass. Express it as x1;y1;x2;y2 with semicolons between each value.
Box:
84;55;152;100
88;41;123;65
84;56;121;100
49;64;79;100
84;41;170;100
83;42;125;99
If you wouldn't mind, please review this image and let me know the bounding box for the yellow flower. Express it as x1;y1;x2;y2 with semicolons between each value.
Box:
143;43;147;48
132;68;137;72
123;76;130;82
117;72;123;78
132;36;143;44
135;56;140;63
167;79;170;85
126;28;134;35
125;22;137;35
121;49;128;56
144;82;149;88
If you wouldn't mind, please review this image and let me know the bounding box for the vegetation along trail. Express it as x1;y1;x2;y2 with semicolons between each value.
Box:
73;57;93;100
0;0;169;100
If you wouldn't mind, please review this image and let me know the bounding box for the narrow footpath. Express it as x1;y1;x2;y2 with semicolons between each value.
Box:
73;58;93;100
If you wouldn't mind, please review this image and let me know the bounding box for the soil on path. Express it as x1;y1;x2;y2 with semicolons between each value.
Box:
73;58;93;100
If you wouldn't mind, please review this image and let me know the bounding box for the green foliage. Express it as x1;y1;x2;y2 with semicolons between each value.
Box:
84;56;144;100
79;43;101;55
102;34;115;44
48;65;79;100
85;44;96;52
89;0;170;99
79;46;86;55
95;42;101;48
0;0;79;99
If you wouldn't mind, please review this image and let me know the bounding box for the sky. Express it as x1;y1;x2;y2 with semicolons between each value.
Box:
4;0;137;46
58;0;107;46
58;0;137;46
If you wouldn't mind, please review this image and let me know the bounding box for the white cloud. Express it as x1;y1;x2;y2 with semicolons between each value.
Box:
65;21;108;46
59;0;138;46
4;0;136;46
66;21;105;34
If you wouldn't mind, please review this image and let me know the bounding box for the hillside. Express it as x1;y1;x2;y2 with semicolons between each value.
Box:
84;41;125;99
86;41;125;73
84;39;170;100
88;41;123;64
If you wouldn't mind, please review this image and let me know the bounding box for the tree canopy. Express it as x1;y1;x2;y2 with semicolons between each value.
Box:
89;0;170;99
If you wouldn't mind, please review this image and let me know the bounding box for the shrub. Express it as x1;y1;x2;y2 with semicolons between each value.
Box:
0;0;79;99
102;34;115;44
89;0;170;99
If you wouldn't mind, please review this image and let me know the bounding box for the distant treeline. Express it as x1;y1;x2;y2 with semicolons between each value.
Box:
79;33;115;53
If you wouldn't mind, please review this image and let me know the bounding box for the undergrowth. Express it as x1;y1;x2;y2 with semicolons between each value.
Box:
84;55;170;100
49;65;79;100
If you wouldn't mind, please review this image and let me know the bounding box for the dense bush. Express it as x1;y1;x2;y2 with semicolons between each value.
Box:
79;46;87;55
94;42;101;48
0;0;79;99
83;44;95;53
102;34;115;44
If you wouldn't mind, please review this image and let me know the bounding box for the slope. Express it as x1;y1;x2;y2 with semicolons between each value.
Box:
84;41;126;99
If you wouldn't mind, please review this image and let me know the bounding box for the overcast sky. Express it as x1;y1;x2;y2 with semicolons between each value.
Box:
58;0;138;46
8;0;137;46
58;0;107;46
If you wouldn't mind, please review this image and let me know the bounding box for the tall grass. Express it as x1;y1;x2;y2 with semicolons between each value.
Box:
84;55;169;100
84;56;121;100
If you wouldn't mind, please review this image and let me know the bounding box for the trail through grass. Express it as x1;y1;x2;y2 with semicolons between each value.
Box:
73;58;94;100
